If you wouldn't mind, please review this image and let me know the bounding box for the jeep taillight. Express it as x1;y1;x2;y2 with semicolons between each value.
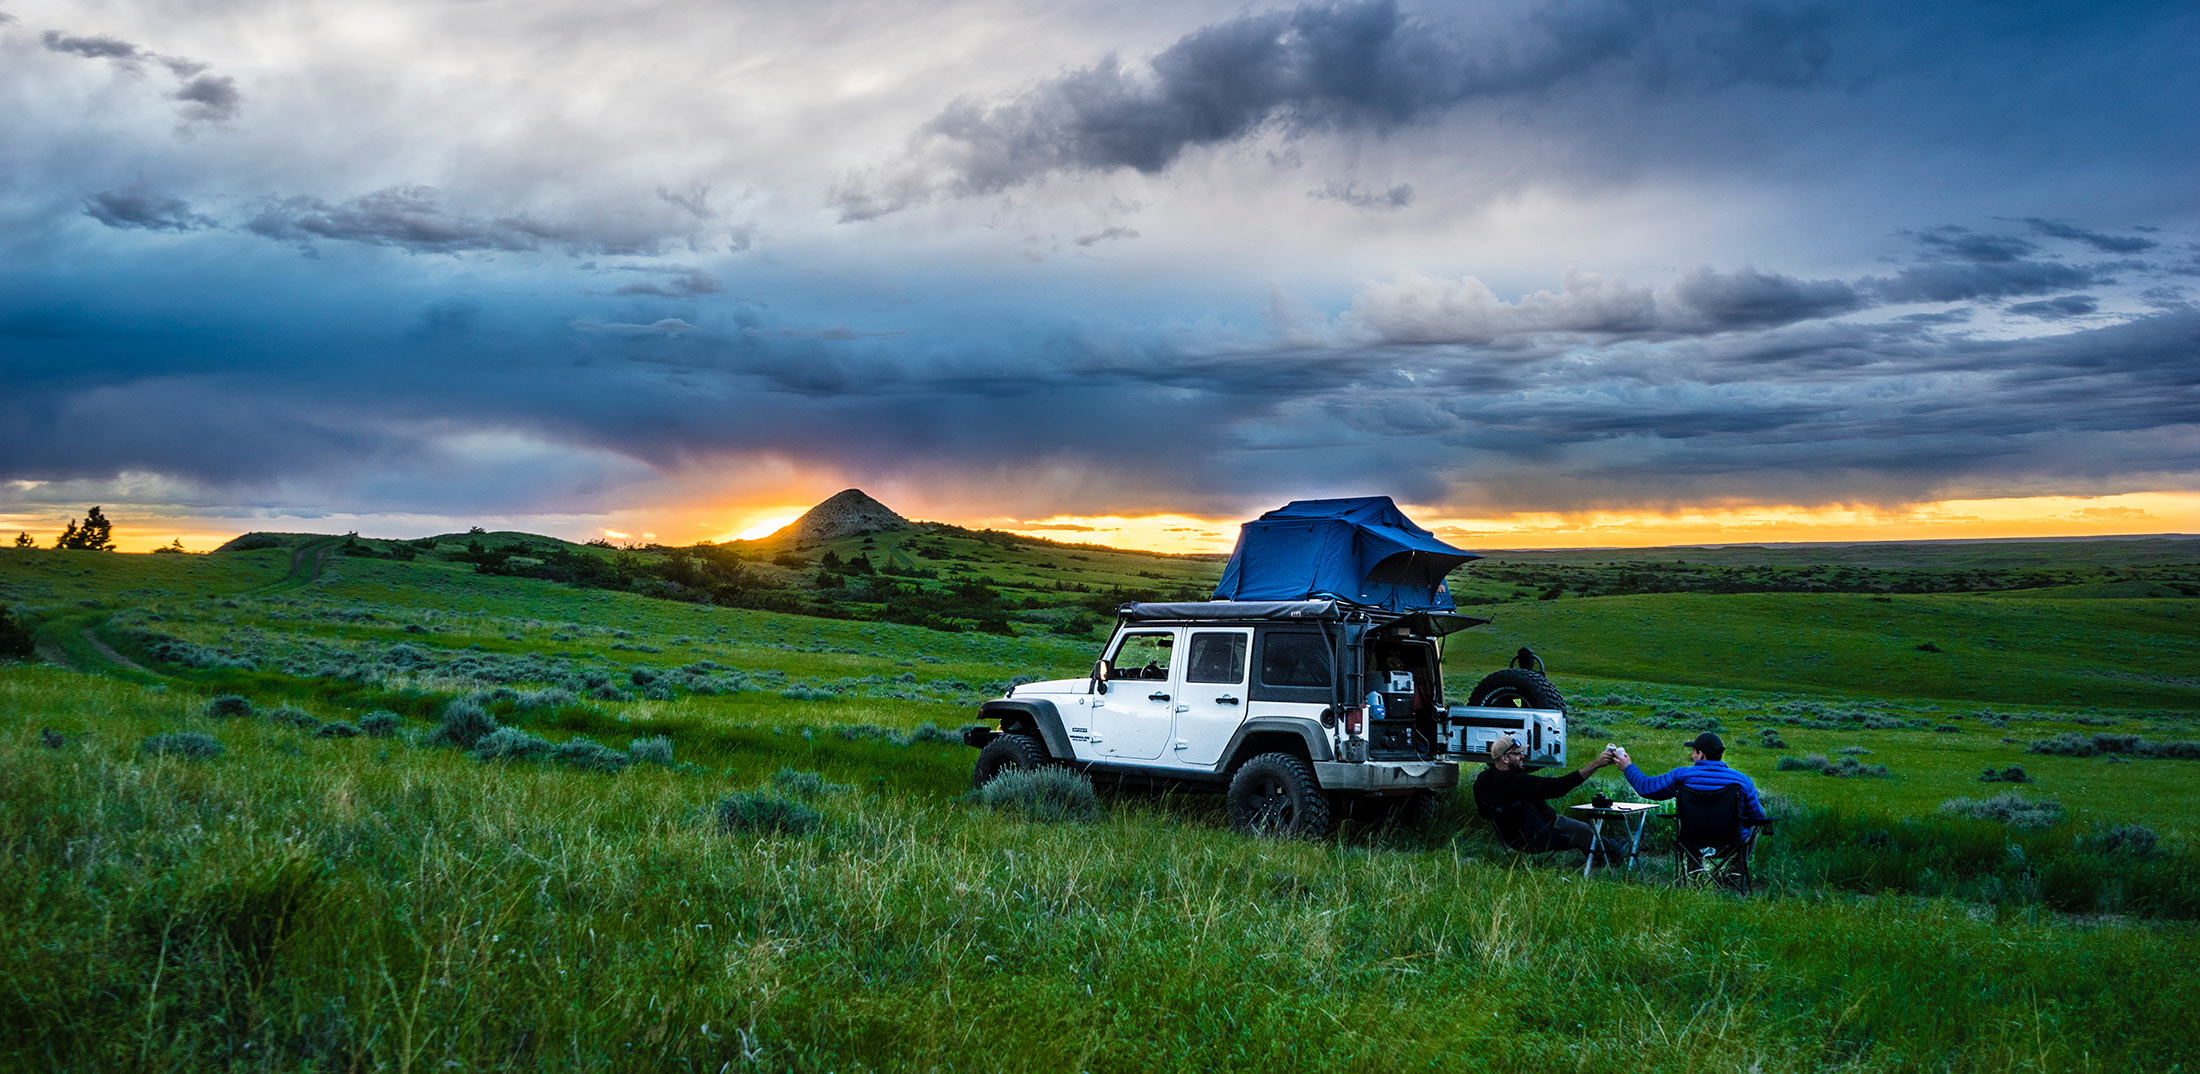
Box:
1344;705;1364;737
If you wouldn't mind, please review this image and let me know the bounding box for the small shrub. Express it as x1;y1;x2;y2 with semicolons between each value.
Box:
1979;765;2033;784
1939;793;2067;830
627;735;675;766
203;694;253;718
424;698;498;749
902;722;962;747
1757;728;1789;749
141;731;224;758
716;792;823;835
1824;757;1891;779
2081;824;2160;857
358;710;402;737
551;736;629;773
264;705;321;731
769;768;850;799
469;727;552;763
1778;754;1829;773
315;721;361;738
1836;745;1872;755
782;686;837;701
974;767;1101;824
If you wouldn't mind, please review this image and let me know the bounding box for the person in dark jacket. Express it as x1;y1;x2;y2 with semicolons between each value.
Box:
1472;733;1621;856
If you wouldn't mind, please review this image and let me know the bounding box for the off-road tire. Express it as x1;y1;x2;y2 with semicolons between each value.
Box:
972;733;1046;789
1467;668;1566;711
1226;752;1333;839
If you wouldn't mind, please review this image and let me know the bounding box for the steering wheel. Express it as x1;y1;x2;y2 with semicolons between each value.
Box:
1142;661;1163;679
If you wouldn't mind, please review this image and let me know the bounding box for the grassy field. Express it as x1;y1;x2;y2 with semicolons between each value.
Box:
4;536;2199;1071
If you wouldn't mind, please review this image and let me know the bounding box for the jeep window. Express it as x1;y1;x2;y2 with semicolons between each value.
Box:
1185;632;1249;684
1109;632;1174;680
1259;632;1331;688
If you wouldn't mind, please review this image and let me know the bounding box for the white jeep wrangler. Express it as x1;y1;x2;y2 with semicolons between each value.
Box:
963;598;1568;837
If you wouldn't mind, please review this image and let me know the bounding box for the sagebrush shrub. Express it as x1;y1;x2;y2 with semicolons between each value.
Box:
265;705;321;731
315;721;361;738
1979;765;2033;784
1939;793;2067;830
358;710;401;737
1777;754;1829;773
975;767;1101;824
424;698;498;749
141;731;223;758
203;694;253;718
627;736;675;765
469;727;552;763
550;736;629;773
716;791;823;835
770;768;850;799
2082;824;2160;856
902;722;962;747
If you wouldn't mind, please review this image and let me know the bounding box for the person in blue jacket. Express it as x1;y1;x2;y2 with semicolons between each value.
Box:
1610;732;1765;839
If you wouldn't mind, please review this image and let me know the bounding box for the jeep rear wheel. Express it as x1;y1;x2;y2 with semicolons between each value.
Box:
1226;753;1333;839
1467;668;1566;711
972;732;1046;788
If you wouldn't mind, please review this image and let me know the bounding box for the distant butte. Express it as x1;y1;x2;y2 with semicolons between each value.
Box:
780;489;912;544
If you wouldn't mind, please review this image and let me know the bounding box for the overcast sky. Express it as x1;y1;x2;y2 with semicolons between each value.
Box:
3;0;2196;547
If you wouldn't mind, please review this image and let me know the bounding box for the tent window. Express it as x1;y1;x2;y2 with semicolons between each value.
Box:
1186;632;1248;684
1260;632;1331;688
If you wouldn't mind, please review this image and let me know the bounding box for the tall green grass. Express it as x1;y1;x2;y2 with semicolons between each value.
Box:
6;665;2199;1072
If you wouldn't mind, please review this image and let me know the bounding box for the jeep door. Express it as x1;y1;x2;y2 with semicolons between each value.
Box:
1091;628;1176;760
1170;628;1251;766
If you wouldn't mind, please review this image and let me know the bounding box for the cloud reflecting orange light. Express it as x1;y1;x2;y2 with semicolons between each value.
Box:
20;491;2200;555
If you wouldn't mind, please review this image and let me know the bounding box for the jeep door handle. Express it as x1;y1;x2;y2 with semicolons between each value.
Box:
1148;692;1171;702
1215;695;1240;705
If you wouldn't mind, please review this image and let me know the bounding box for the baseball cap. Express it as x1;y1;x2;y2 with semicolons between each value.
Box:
1683;732;1724;753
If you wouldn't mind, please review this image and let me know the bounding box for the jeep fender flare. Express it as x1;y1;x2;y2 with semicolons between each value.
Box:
977;699;1075;759
1215;718;1334;775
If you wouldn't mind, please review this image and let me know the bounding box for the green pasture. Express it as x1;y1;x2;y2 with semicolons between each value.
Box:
4;536;2200;1070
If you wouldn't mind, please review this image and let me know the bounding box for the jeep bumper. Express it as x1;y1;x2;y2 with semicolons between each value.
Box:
1310;759;1459;794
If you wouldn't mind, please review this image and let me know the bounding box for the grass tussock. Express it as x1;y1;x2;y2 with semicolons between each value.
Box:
139;731;223;758
715;790;823;835
1938;793;2067;829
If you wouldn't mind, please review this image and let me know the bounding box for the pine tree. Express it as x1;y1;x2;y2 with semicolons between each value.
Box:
11;532;30;548
54;507;117;551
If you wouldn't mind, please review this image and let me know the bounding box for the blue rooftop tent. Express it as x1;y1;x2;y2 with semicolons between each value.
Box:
1211;496;1481;612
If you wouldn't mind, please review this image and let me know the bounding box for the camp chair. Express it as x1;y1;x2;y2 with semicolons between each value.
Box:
1671;784;1761;894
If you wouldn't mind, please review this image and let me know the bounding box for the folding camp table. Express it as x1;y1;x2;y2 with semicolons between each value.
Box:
1567;801;1662;876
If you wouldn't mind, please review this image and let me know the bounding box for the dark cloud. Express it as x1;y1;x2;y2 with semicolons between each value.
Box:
248;186;678;256
612;267;720;297
82;188;215;231
1671;266;1866;329
1072;226;1139;247
41;28;237;123
1871;260;2102;303
1309;181;1414;209
41;30;141;61
171;74;242;123
1911;225;2036;263
2007;294;2098;319
2025;217;2157;254
837;0;1683;217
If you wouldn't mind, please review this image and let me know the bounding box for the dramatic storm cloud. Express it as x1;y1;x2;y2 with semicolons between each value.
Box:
2;0;2197;542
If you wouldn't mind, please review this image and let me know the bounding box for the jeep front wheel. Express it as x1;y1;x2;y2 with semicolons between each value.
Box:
972;732;1046;789
1226;753;1333;839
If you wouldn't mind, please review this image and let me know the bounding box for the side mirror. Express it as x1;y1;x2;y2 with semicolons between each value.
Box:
1091;659;1110;694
